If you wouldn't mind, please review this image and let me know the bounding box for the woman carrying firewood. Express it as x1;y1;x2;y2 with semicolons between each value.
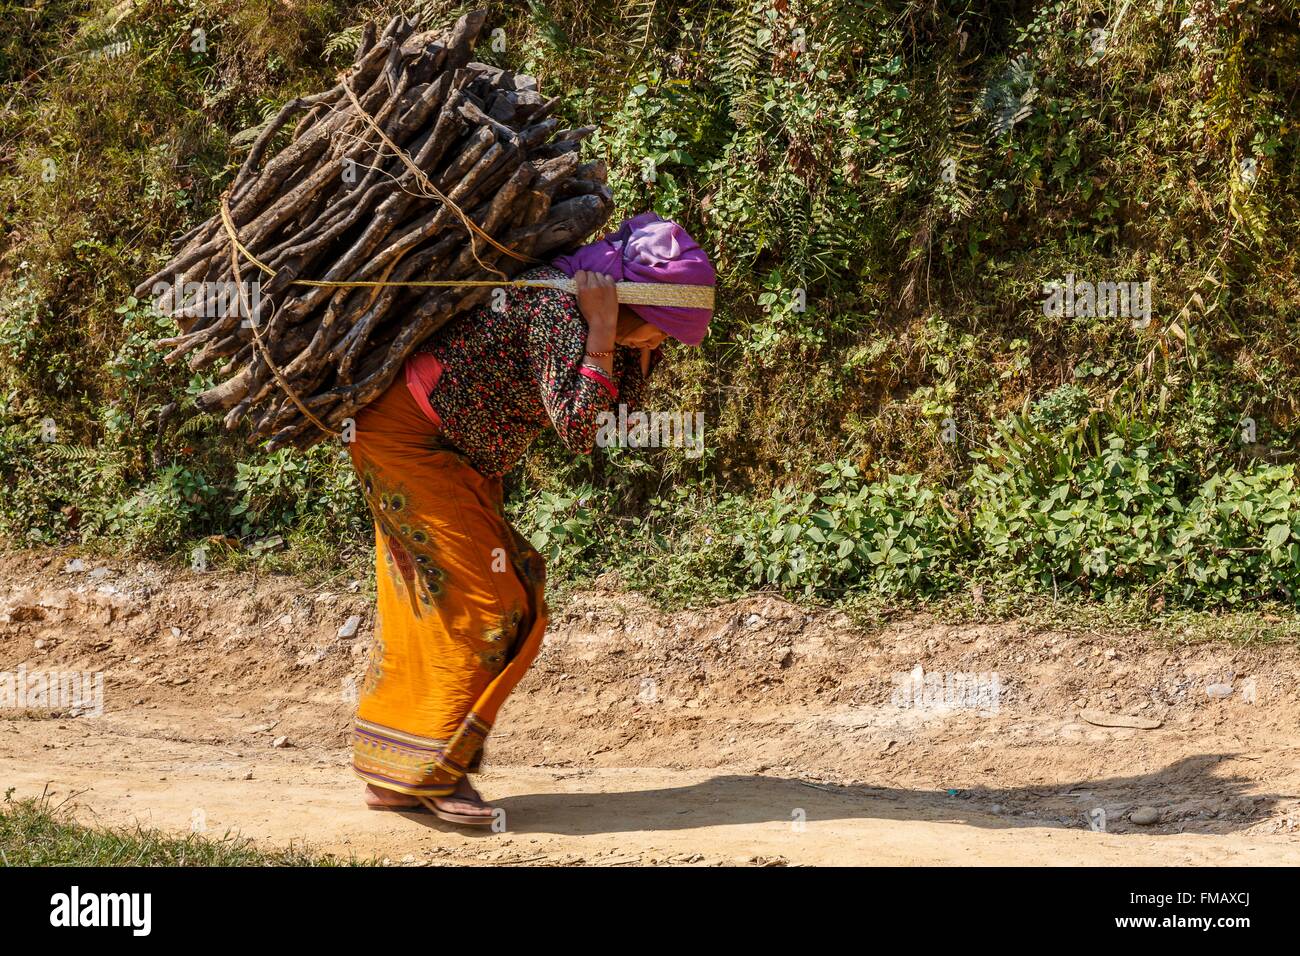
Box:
347;212;715;826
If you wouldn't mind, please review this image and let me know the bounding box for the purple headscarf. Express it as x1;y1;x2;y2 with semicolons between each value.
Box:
552;211;716;346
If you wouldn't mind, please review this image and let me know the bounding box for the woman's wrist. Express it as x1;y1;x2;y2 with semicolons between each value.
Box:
584;324;616;376
585;325;616;352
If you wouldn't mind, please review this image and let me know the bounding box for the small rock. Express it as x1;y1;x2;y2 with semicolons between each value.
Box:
1131;806;1160;826
88;567;112;580
338;615;362;639
1205;683;1234;699
271;736;291;749
33;639;47;651
243;770;255;780
63;558;87;574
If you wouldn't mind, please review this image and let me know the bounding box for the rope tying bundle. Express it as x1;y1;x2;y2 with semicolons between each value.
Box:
207;66;713;441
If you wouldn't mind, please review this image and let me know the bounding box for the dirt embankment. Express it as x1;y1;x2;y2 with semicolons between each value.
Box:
2;549;1298;865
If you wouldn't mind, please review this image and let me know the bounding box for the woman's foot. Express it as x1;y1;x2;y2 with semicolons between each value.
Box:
431;777;495;821
363;779;495;823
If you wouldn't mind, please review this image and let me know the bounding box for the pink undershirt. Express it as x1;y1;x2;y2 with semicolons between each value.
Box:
404;353;445;429
403;353;617;430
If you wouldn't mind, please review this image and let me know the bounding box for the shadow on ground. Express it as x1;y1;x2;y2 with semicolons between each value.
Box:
399;754;1286;839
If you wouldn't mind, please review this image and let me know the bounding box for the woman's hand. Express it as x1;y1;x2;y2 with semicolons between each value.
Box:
575;270;617;377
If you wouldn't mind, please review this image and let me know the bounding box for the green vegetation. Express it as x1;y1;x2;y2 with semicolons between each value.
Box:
2;1;1299;611
0;791;365;866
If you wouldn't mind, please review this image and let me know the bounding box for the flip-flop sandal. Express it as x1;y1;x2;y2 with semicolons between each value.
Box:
417;794;497;828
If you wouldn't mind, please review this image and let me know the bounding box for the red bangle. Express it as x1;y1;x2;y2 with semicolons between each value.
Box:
579;364;618;398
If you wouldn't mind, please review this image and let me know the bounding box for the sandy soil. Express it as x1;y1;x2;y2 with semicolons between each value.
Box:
2;549;1299;866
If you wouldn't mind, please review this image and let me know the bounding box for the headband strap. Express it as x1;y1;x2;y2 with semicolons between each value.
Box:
524;276;715;310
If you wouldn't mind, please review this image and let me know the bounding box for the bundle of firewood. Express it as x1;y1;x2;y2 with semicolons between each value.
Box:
138;9;612;450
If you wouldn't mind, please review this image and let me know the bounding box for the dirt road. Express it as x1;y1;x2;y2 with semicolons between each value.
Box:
3;550;1299;865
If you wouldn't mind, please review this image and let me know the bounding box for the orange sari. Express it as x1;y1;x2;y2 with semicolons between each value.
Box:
347;378;547;797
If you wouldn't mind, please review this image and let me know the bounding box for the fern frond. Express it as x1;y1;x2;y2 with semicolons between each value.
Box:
804;0;889;68
174;413;219;440
42;443;127;483
624;0;661;64
979;53;1039;137
323;26;365;64
75;17;151;63
44;444;100;463
718;0;773;125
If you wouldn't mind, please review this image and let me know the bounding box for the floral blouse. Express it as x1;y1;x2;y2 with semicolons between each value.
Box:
413;266;656;477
